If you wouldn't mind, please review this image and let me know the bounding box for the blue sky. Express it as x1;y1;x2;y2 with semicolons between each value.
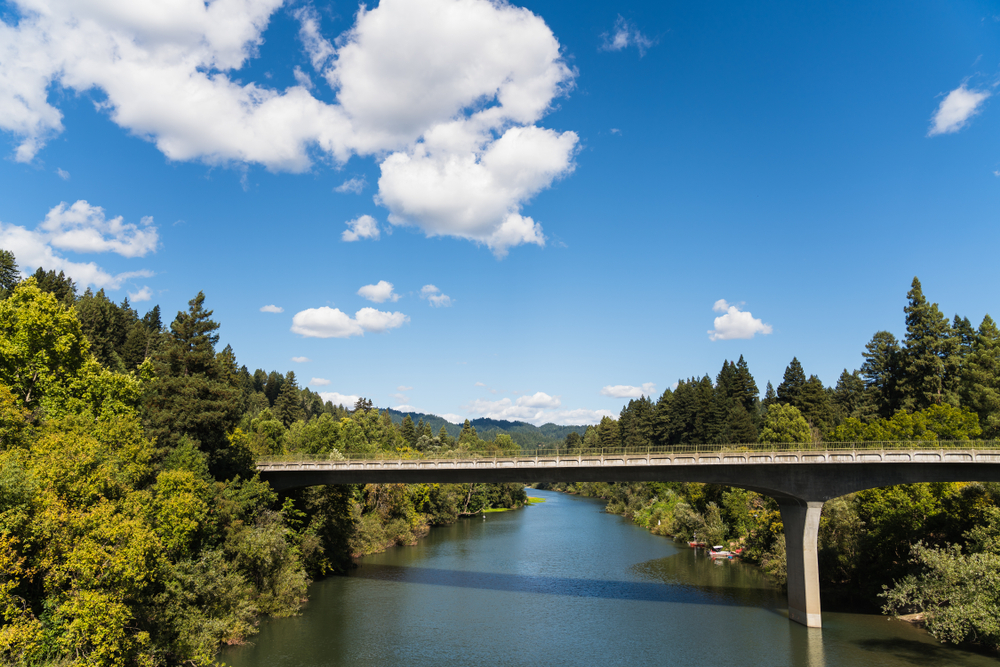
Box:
1;0;998;425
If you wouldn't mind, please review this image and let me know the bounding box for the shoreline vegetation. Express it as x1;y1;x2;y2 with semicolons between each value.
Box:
2;254;1000;661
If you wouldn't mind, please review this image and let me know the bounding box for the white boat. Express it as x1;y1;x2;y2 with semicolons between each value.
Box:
708;545;732;559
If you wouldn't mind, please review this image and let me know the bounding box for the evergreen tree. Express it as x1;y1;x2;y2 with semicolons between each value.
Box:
142;292;247;478
0;249;18;297
833;369;873;423
438;424;453;447
31;267;76;304
762;381;777;408
422;421;433;439
861;330;902;418
264;370;284;407
733;355;760;418
960;314;1000;438
564;431;583;453
459;419;477;445
273;375;305;426
400;414;417;446
777;357;807;406
650;387;674;446
797;375;834;433
596;416;620;448
899;277;959;410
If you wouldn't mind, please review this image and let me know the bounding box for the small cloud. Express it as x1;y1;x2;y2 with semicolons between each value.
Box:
420;284;453;307
319;391;359;406
600;16;655;56
260;304;284;313
600;383;656;398
993;170;1000;177
475;381;487;387
708;299;773;341
342;214;380;242
928;84;990;136
291;306;409;338
391;392;410;403
57;168;70;180
291;356;311;363
311;377;331;386
335;176;367;194
439;413;464;424
128;286;152;302
393;404;419;412
610;128;621;135
358;280;400;303
398;385;413;391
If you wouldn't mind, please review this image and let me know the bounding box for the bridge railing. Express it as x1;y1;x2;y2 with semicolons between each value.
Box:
256;440;1000;465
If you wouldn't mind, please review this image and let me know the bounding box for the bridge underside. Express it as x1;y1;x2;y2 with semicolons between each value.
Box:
260;460;1000;628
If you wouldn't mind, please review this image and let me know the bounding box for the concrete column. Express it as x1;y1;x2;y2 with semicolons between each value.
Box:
778;499;824;628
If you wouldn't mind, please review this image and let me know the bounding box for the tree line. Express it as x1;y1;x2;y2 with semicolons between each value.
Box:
545;276;1000;650
0;249;526;666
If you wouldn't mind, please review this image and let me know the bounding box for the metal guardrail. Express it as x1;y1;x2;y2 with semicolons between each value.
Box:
257;440;1000;466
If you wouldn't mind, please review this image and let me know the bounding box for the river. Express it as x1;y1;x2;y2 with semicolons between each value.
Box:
224;488;995;666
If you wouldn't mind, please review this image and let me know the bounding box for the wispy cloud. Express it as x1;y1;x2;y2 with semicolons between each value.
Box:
928;84;990;136
421;284;453;307
335;176;367;194
291;356;311;363
600;383;656;398
600;16;655;56
56;168;69;180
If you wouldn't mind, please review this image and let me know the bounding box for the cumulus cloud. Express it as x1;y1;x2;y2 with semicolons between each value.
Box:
420;284;453;307
342;215;380;242
291;356;311;363
708;299;773;341
291;305;409;338
319;391;359;406
260;304;284;313
0;200;156;289
929;85;990;136
357;280;399;303
128;286;152;302
600;16;655;56
600;382;656;398
335;176;367;194
0;0;577;256
310;377;331;386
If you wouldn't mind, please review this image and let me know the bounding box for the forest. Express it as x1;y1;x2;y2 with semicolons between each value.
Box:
0;250;527;666
3;242;1000;660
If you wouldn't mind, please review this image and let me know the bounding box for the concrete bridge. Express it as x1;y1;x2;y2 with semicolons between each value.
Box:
258;444;1000;629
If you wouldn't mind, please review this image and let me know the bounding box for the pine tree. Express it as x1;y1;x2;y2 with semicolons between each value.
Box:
833;369;873;423
899;277;959;410
650;387;674;446
0;249;18;297
142;292;246;479
762;381;777;408
797;375;834;432
861;330;902;418
960;314;1000;437
459;419;477;445
777;357;807;406
438;424;453;447
400;414;417;446
273;376;305;426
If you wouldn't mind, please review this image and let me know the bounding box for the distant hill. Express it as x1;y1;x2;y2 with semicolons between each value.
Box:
384;408;587;449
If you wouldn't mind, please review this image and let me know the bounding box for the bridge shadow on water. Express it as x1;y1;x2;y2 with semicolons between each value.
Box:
350;558;785;612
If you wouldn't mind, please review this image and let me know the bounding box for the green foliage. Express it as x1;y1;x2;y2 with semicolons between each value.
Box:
829;404;982;442
758;403;811;444
961;315;1000;438
0;249;18;298
899;277;960;411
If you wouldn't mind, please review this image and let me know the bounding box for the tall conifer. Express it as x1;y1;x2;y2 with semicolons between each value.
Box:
899;277;958;410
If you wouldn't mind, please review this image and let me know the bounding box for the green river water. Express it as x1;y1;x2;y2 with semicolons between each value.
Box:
224;488;997;666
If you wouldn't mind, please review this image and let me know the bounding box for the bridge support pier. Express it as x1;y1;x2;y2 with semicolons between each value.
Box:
778;499;824;628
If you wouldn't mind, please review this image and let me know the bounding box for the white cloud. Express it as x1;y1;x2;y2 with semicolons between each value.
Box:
357;280;399;303
40;201;157;257
439;413;464;424
260;304;284;313
398;385;413;391
708;299;773;341
600;382;657;398
128;285;152;302
56;168;69;180
600;16;655;56
928;85;990;136
0;0;576;257
0;200;156;289
393;404;419;412
420;284;453;307
475;381;487;387
391;392;410;403
319;391;360;406
291;356;311;363
335;176;367;194
291;306;409;338
310;377;331;386
342;215;380;242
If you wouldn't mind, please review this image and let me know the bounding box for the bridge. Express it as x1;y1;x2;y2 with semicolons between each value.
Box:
258;442;1000;629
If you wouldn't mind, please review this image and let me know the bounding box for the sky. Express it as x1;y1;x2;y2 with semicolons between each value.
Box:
1;0;999;426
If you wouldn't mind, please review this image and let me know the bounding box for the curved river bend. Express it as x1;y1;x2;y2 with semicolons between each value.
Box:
225;489;994;667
